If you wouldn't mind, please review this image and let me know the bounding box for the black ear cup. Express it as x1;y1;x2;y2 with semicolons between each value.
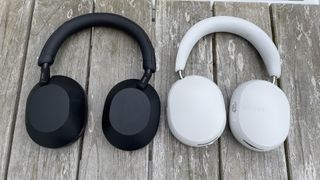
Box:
26;76;87;148
28;13;158;150
102;79;160;151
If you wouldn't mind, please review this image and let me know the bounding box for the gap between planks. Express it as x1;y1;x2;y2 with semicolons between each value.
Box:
0;0;36;179
4;1;319;180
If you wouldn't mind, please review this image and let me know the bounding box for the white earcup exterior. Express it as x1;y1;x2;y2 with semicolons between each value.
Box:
169;16;289;151
229;80;290;151
167;76;226;147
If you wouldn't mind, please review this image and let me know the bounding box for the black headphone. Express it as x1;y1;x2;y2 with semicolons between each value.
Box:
26;13;160;151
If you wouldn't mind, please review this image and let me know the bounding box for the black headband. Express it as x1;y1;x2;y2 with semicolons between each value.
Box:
38;13;156;72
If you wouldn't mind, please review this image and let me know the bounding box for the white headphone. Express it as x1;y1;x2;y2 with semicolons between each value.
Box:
167;16;290;151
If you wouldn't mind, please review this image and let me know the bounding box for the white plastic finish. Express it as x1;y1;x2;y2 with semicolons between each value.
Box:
167;76;226;147
175;16;281;78
229;80;290;151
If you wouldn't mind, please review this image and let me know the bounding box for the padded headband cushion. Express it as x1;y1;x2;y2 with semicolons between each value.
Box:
38;13;156;72
175;16;281;78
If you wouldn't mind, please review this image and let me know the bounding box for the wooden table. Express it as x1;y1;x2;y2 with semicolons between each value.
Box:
0;0;319;179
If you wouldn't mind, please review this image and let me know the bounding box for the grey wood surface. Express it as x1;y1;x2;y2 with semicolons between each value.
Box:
6;0;92;179
272;4;320;180
0;0;34;179
78;0;153;179
152;1;219;180
214;2;288;180
0;0;319;180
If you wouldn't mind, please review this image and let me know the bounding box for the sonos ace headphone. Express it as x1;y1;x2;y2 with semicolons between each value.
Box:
26;13;160;151
167;16;290;151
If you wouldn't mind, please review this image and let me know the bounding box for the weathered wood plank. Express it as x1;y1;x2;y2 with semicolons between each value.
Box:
78;0;153;179
152;1;219;179
272;4;320;180
0;0;34;179
214;2;288;180
7;0;92;179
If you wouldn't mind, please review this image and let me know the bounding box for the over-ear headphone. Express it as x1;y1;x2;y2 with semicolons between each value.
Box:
167;16;290;151
26;13;160;151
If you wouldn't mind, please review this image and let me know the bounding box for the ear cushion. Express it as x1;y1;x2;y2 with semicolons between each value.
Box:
167;75;226;147
26;76;87;148
102;79;160;151
229;80;290;151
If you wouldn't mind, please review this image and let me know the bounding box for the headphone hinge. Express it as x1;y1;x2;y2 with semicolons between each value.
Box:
39;63;50;86
138;69;152;90
271;75;277;85
177;70;184;79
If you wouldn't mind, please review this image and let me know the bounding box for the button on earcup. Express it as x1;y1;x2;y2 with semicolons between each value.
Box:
26;76;87;148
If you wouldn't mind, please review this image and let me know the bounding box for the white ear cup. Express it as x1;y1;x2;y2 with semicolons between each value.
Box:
167;76;226;147
229;80;290;151
168;16;289;151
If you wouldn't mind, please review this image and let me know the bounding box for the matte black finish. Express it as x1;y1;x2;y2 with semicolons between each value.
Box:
27;13;159;150
38;13;156;72
26;76;87;148
102;79;160;151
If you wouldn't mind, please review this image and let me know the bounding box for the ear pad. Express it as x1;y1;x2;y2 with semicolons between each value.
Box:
229;80;290;151
167;75;226;147
102;79;160;151
26;76;87;148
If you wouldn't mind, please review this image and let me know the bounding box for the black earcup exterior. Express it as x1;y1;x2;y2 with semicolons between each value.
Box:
102;79;160;151
26;76;87;148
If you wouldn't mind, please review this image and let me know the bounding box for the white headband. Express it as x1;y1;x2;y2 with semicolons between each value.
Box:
175;16;281;78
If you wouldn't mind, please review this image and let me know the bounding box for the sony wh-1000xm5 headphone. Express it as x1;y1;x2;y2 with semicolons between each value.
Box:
26;13;160;151
167;16;290;151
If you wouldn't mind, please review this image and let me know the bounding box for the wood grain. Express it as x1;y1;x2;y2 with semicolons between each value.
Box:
214;2;288;180
272;4;320;180
0;0;34;179
151;1;219;180
1;1;319;179
78;0;153;179
7;0;92;179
